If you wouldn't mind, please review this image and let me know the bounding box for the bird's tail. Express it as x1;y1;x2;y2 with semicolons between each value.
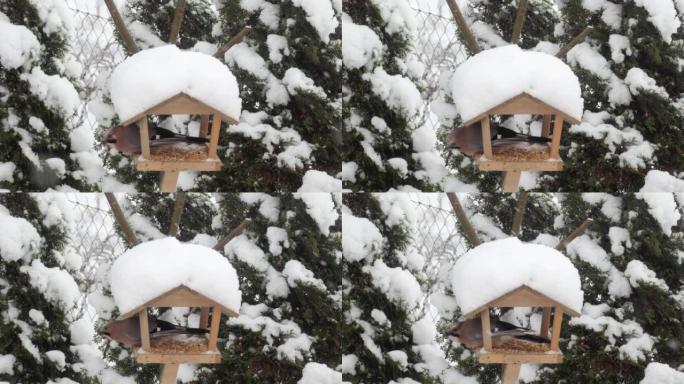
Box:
514;334;550;344
496;126;552;143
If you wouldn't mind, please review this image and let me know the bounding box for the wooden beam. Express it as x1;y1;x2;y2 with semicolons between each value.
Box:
139;118;151;159
160;363;179;384
550;116;563;159
168;0;186;44
556;26;594;58
481;117;493;159
550;307;564;350
556;219;593;251
199;308;210;328
103;0;138;54
446;193;481;246
445;0;481;53
139;310;150;350
199;115;210;138
502;363;522;384
160;171;180;193
208;306;222;351
542;115;552;137
213;218;252;251
502;171;521;193
510;191;528;236
168;192;186;236
208;115;221;159
481;310;492;351
104;193;139;246
540;307;551;338
214;26;252;59
510;0;528;44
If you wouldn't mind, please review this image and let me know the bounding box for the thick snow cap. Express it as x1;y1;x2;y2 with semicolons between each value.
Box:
110;237;241;315
451;237;583;316
450;45;583;123
110;45;241;122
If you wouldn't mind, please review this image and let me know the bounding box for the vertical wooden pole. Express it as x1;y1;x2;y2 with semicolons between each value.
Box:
502;171;521;192
138;118;151;158
540;307;551;338
160;171;180;192
542;115;551;137
510;0;528;44
481;117;493;159
139;310;150;350
200;308;210;328
208;306;222;351
481;310;492;351
103;0;138;54
199;115;210;138
502;363;521;384
550;307;564;350
168;0;186;44
550;116;564;159
160;363;179;384
208;115;221;159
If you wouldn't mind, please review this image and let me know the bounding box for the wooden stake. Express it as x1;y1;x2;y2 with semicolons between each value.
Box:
542;115;552;137
550;307;564;350
445;0;481;53
510;0;528;44
481;117;493;159
550;116;563;159
168;192;186;236
103;0;138;54
199;308;209;328
213;218;252;251
556;219;593;251
481;310;492;351
502;171;521;193
556;26;593;58
540;307;551;338
208;115;221;159
208;306;222;351
502;363;521;384
160;171;180;192
138;118;151;159
160;363;179;384
104;193;139;245
168;0;186;44
446;193;481;246
199;115;210;138
510;191;528;236
139;309;150;350
214;26;253;59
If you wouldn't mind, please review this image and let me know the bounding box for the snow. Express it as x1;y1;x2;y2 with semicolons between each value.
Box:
292;0;339;44
339;354;358;374
624;260;669;291
282;67;327;98
282;260;327;291
451;238;584;315
224;234;289;298
21;67;80;115
31;0;74;35
370;0;416;34
0;354;15;375
363;67;422;117
342;20;383;69
640;362;684;384
225;43;289;106
20;260;81;308
266;34;289;63
637;192;681;236
110;45;241;122
342;213;383;262
297;193;339;235
109;237;242;315
0;213;40;262
46;350;66;370
297;362;342;384
0;19;40;69
608;34;631;63
363;259;422;309
624;68;669;98
640;170;684;193
566;235;632;298
388;350;408;369
634;0;681;43
451;45;583;123
0;162;16;183
412;317;436;344
266;226;289;256
566;43;631;106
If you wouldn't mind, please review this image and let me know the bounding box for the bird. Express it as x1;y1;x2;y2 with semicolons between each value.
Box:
446;121;551;157
100;316;209;349
104;122;210;155
446;317;550;350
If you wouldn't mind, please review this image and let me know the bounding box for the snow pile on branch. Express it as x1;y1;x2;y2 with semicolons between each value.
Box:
0;213;40;262
634;0;681;43
110;237;241;314
451;237;583;315
0;19;40;69
342;19;383;69
640;362;684;384
450;45;583;123
292;0;339;44
110;45;241;122
297;362;341;384
342;213;383;262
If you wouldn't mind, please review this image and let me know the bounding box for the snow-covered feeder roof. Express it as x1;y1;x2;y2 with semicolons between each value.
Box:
451;237;583;319
110;237;241;319
110;45;241;126
450;45;583;126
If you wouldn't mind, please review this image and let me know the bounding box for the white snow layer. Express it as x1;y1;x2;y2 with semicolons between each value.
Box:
640;362;684;384
450;45;583;123
0;212;41;262
0;19;40;69
451;237;583;315
634;0;681;43
110;237;242;315
342;19;383;69
110;45;241;122
292;0;339;44
297;362;342;384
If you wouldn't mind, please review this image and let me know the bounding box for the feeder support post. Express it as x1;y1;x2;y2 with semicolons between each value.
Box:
550;116;563;159
542;115;552;137
138;118;151;159
160;364;180;384
208;306;222;351
502;171;521;193
502;363;522;384
160;171;180;193
139;309;150;350
540;307;552;338
481;117;493;159
481;310;492;351
208;115;221;159
550;306;564;350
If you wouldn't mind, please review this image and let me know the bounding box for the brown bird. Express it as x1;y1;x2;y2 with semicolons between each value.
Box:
447;122;551;157
101;316;209;349
446;317;549;350
104;122;210;155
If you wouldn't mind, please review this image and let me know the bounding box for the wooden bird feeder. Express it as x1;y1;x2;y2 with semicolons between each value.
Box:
466;93;581;192
121;92;239;192
117;284;239;382
461;285;580;384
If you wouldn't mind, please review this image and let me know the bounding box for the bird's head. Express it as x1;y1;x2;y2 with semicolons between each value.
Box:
446;322;462;342
103;125;123;145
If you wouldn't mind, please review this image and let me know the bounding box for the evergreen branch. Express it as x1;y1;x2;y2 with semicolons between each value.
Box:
103;0;139;55
168;0;187;44
213;218;252;251
510;191;528;236
214;26;253;59
104;193;140;246
168;192;187;237
446;193;482;246
556;219;593;251
510;0;529;44
445;0;481;53
556;27;594;59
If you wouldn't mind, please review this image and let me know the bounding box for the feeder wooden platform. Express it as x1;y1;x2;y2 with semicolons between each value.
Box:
135;350;221;364
134;142;221;172
477;350;562;364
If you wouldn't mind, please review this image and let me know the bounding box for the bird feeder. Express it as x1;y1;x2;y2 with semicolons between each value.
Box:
109;45;241;192
449;45;583;192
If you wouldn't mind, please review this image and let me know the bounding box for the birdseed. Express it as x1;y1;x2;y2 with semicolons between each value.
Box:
147;142;210;162
489;143;550;162
492;338;550;353
148;333;209;353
